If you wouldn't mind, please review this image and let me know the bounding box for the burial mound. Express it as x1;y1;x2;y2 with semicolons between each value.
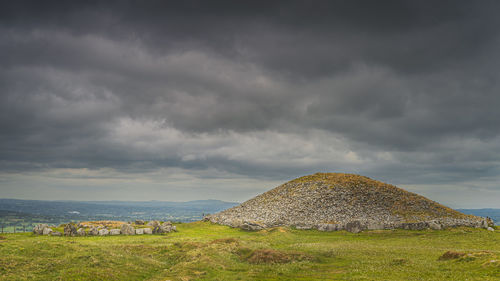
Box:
207;173;489;232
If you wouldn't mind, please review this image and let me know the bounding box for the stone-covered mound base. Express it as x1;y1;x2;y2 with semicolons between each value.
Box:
209;217;491;233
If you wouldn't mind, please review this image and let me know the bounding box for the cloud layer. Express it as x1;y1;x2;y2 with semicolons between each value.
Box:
1;1;500;206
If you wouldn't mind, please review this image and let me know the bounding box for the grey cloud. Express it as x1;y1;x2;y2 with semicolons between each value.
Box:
1;1;500;204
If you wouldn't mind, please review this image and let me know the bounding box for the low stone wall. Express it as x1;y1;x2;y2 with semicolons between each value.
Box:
32;220;177;236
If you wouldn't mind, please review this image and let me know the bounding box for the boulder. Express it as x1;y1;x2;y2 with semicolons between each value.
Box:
153;222;177;234
135;228;144;235
42;227;53;235
98;229;109;236
33;224;48;235
51;231;62;236
240;221;265;231
147;220;160;227
109;229;121;235
143;228;153;234
366;221;384;230
135;220;145;225
120;224;135;235
401;222;429;230
171;225;177;232
481;219;489;229
428;221;442;230
76;228;86;236
487;227;495;232
159;224;172;233
345;221;363;233
88;227;99;236
317;223;338;231
295;225;314;230
64;224;78;236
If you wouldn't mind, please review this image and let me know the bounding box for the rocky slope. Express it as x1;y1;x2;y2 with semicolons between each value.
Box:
207;173;490;232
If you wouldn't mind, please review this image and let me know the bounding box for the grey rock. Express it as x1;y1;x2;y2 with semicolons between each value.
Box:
146;220;160;227
135;220;145;225
428;221;442;230
143;228;153;234
295;225;314;230
158;222;175;233
109;229;121;235
33;224;48;235
88;227;99;236
345;221;363;233
159;224;172;233
64;224;78;236
51;231;62;236
42;227;53;235
120;224;135;235
318;223;338;232
171;225;177;232
487;227;495;232
76;228;86;236
402;222;428;230
135;228;144;235
98;229;109;236
481;219;490;229
366;221;384;230
240;221;265;231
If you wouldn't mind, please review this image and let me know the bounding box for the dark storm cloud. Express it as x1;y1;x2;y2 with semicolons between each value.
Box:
1;0;500;199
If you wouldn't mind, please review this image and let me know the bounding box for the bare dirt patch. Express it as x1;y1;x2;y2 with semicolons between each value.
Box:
210;238;239;244
439;251;467;260
237;248;311;264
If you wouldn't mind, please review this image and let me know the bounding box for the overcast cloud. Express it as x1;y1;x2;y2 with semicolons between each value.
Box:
1;1;500;207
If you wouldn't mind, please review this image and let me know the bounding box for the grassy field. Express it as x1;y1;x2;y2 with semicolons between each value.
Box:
0;222;499;280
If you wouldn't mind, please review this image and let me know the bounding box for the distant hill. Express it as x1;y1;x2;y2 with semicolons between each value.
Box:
208;173;485;230
458;209;500;225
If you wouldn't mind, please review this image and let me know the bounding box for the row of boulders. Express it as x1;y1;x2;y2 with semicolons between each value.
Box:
33;221;177;236
315;217;496;233
216;217;496;234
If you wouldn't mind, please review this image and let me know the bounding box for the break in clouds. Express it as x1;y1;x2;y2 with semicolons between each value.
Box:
1;1;500;206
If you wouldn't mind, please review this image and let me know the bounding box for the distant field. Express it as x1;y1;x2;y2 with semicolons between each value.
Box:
0;222;499;280
0;199;239;233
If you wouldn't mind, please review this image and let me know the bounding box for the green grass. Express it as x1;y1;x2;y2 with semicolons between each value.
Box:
0;222;499;280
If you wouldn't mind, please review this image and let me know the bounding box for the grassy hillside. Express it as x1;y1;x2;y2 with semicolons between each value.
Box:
0;222;499;280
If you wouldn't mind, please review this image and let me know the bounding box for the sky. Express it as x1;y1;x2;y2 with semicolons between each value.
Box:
1;1;500;207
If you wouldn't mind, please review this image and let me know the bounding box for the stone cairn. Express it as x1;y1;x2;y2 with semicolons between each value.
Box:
207;173;496;233
32;221;178;236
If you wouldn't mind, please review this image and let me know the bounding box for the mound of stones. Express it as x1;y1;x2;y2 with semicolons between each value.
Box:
33;221;177;236
207;173;494;233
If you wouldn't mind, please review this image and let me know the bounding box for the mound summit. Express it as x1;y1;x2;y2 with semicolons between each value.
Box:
207;173;489;232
